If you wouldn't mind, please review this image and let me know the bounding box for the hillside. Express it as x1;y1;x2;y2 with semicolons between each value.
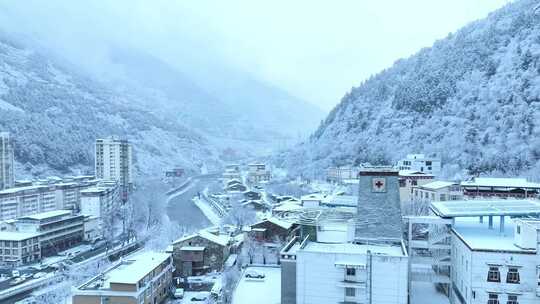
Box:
278;0;540;178
0;34;218;177
107;47;324;146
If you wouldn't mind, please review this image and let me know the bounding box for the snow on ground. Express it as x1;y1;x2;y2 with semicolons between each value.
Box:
232;266;281;304
410;282;449;304
193;197;222;226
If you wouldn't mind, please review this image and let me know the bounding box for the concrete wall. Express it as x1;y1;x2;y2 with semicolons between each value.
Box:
281;259;297;304
452;233;538;304
296;249;408;304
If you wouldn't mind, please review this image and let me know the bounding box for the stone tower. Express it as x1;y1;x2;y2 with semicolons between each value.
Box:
355;166;403;244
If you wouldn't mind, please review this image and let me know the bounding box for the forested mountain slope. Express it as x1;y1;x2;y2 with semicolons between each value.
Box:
0;34;217;177
278;0;540;178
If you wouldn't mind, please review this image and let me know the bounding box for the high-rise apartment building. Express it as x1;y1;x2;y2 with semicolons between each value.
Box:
95;136;133;202
0;132;14;190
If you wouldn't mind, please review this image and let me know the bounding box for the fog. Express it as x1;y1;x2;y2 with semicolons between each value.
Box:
0;0;512;110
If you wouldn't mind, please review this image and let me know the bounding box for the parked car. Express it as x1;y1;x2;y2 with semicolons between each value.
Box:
11;270;20;278
33;272;47;279
173;288;184;299
245;269;265;279
9;277;26;286
191;292;210;302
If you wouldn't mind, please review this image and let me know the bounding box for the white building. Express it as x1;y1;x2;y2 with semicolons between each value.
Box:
295;241;408;304
447;216;540;304
95;136;133;201
0;132;14;190
413;180;463;202
0;179;101;221
396;154;441;176
247;163;271;184
405;199;540;304
72;251;173;304
80;182;119;223
398;170;434;203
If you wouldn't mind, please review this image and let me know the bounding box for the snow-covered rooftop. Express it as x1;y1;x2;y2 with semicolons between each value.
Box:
173;229;230;247
399;170;434;177
232;266;281;304
453;217;533;253
431;199;540;218
0;231;40;241
254;217;293;230
419;181;457;190
301;241;406;257
461;177;540;188
105;251;171;285
19;210;72;221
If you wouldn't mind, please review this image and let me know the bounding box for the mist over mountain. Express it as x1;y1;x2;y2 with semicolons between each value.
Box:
278;0;540;179
0;33;218;177
107;47;324;143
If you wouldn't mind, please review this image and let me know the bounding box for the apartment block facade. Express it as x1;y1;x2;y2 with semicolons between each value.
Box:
95;137;133;202
0;132;14;190
73;251;173;304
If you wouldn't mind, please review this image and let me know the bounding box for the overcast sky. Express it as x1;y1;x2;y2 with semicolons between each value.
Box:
0;0;513;111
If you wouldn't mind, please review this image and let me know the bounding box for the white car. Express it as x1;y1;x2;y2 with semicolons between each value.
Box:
33;272;47;279
173;288;184;299
244;269;265;279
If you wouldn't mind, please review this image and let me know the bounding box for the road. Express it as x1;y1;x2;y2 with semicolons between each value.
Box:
166;174;222;230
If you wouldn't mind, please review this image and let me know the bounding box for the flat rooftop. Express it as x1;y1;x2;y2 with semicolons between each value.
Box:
232;266;280;304
419;181;457;190
462;177;540;189
452;217;533;253
430;199;540;218
301;241;406;257
81;251;171;289
19;210;72;221
0;231;40;241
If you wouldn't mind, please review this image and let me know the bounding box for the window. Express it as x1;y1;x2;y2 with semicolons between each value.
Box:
506;268;520;284
488;267;501;282
488;294;499;304
507;295;518;304
516;225;521;234
345;288;355;297
346;268;356;276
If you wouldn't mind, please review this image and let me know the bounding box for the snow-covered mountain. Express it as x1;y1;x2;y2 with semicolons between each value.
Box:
0;33;218;177
107;47;324;145
278;0;540;178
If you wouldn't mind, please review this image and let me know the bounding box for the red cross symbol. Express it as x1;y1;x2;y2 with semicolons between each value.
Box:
375;180;384;188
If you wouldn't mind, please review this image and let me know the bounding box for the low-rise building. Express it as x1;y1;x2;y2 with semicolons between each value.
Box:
326;166;360;183
72;251;173;304
451;217;540;304
461;177;540;199
398;170;434;203
0;231;40;267
281;237;409;304
80;182;120;224
397;154;441;176
247;163;271;184
250;217;295;243
413;180;463;202
171;230;231;277
16;210;85;257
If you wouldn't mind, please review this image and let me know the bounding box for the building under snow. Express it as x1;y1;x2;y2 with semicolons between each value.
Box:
406;199;540;304
461;177;540;199
396;154;441;176
280;166;409;304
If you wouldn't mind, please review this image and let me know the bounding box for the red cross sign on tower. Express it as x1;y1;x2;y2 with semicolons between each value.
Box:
372;177;386;192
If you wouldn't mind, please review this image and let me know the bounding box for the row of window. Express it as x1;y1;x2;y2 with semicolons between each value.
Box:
487;266;520;284
487;293;518;304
